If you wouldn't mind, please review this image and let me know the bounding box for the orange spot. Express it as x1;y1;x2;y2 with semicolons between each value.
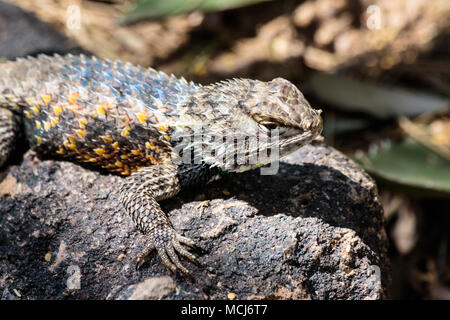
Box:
112;141;119;150
68;92;80;105
131;149;140;156
115;161;123;168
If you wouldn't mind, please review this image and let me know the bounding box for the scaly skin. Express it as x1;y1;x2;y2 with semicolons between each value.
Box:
0;54;322;274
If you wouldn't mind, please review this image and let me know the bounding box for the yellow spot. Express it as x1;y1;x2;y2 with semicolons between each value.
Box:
131;168;137;173
101;136;113;144
222;189;231;196
145;142;153;149
137;112;148;124
137;166;144;171
50;118;58;127
44;122;51;132
112;141;119;150
88;158;98;163
35;121;41;130
121;167;130;175
227;292;236;300
131;149;140;156
53;105;63;116
118;116;127;123
94;148;106;155
78;119;87;128
121;126;130;137
96;104;106;115
120;155;129;160
157;125;168;132
75;129;87;138
25;111;32;119
68;144;77;150
32;106;39;114
44;252;52;262
146;155;155;162
164;134;171;141
41;94;52;105
56;148;65;155
35;136;42;144
67;136;76;144
115;161;123;168
26;97;37;105
68;92;79;105
67;103;79;111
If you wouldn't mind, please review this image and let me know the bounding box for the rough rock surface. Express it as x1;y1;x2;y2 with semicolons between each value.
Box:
0;142;389;299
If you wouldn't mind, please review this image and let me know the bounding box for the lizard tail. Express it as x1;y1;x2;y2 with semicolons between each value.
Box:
0;107;21;167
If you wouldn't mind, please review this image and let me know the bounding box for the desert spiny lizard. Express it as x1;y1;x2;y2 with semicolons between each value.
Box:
0;54;322;274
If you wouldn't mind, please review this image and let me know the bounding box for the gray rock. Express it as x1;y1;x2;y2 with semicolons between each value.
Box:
0;142;389;299
0;1;86;59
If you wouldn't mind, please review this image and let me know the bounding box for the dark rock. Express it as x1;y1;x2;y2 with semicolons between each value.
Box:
0;142;389;299
0;1;87;59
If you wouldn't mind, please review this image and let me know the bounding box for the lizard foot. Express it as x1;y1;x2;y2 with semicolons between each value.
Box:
136;225;199;274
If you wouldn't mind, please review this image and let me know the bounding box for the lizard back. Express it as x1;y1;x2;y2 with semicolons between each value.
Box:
0;54;200;175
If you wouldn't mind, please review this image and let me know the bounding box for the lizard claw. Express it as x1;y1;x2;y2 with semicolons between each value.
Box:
137;224;198;274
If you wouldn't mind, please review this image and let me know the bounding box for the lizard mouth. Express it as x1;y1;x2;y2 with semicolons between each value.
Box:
229;111;323;173
227;121;322;173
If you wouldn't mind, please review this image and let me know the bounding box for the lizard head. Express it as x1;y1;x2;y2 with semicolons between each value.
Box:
232;77;323;172
178;77;322;172
239;77;323;142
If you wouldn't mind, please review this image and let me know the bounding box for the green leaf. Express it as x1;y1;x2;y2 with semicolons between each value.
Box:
309;73;449;119
354;138;450;197
123;0;269;23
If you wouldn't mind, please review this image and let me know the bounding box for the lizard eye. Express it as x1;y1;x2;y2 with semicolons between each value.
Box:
259;121;278;130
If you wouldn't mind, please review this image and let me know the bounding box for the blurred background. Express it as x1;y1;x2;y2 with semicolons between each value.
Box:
1;0;449;299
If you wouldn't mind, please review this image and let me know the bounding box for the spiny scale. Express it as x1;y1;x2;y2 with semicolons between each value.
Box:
0;54;200;175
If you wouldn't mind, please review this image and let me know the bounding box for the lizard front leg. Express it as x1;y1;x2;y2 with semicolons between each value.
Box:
119;164;199;274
